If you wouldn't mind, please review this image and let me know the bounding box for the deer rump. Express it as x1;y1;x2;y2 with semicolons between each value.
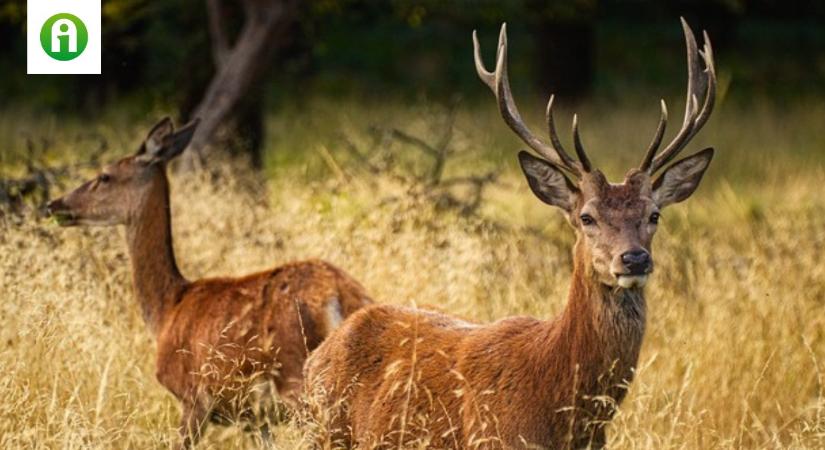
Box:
156;260;368;424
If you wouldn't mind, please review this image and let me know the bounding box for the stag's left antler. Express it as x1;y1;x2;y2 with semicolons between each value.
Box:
639;18;717;173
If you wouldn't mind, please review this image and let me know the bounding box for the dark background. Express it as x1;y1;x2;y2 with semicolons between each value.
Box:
1;0;823;164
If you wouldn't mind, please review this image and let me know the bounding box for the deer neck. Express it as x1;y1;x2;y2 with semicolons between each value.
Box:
548;238;647;390
124;174;186;334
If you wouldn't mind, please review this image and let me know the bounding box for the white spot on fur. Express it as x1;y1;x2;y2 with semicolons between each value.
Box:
325;298;343;331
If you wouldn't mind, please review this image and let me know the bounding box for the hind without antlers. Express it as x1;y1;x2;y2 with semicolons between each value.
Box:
46;118;372;449
305;19;716;449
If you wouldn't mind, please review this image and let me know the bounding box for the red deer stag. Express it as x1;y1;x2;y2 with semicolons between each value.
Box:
304;19;716;449
46;118;372;448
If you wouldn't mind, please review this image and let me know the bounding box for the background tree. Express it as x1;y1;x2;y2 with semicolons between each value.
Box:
2;0;825;169
181;0;299;169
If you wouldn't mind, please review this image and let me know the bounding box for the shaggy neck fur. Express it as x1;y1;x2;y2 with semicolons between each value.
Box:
124;169;186;333
540;237;647;409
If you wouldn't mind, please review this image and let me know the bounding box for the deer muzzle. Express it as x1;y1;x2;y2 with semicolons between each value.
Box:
614;249;653;288
46;198;78;226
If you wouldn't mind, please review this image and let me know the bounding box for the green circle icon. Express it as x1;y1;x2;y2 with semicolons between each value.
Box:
40;13;88;61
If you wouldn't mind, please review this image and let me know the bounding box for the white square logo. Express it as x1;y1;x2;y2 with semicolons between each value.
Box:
27;0;101;74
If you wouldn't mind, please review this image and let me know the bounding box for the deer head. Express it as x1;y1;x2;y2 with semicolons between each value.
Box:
474;19;715;289
47;117;199;227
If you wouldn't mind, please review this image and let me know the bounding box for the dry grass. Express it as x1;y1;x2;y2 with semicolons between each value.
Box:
1;96;824;449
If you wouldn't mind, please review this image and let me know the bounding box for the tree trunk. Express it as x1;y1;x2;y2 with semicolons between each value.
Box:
181;0;294;170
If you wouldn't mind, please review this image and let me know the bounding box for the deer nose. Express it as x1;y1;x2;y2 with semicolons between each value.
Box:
621;250;651;275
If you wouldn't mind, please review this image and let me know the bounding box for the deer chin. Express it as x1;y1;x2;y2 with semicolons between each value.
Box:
50;211;79;227
616;274;649;289
51;212;117;227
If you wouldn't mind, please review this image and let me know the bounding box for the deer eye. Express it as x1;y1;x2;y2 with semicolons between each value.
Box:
580;214;596;226
98;174;111;183
649;212;660;224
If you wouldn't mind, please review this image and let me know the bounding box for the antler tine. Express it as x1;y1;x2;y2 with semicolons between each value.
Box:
545;95;578;170
648;18;717;173
639;100;668;171
571;114;592;172
681;19;701;129
472;30;496;91
688;31;716;138
474;23;582;176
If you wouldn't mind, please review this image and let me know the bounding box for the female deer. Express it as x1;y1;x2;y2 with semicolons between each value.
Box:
304;19;716;449
47;118;372;448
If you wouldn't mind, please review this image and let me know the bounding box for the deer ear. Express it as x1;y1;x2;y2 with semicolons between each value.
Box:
138;118;200;163
652;147;714;208
159;119;199;162
138;117;174;157
518;151;577;212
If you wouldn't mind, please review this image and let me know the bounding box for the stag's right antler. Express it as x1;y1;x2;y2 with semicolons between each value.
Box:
639;18;717;173
473;24;589;177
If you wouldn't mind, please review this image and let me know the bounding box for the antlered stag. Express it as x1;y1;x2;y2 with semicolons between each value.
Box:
47;118;372;448
304;19;716;449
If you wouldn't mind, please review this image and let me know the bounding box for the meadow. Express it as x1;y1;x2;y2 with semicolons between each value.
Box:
1;93;824;449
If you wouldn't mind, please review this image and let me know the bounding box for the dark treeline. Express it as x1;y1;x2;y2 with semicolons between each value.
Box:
1;0;823;164
2;0;824;106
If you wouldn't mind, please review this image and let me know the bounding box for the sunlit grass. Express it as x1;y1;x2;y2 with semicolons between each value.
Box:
1;95;824;448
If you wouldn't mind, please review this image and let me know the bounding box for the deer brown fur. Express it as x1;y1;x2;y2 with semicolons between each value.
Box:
304;20;716;449
47;118;372;448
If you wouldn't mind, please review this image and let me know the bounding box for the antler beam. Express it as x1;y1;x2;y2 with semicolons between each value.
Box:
473;24;587;177
640;18;717;173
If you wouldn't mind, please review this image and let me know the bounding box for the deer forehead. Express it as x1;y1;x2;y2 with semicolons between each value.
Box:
98;158;130;176
115;155;142;170
579;173;654;217
105;156;156;179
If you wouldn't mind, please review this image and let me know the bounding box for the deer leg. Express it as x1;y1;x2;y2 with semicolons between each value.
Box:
178;402;209;450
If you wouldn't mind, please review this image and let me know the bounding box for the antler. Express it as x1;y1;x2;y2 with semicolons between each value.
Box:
473;24;587;177
640;18;717;173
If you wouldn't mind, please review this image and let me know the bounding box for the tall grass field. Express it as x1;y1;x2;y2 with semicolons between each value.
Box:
1;95;824;448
